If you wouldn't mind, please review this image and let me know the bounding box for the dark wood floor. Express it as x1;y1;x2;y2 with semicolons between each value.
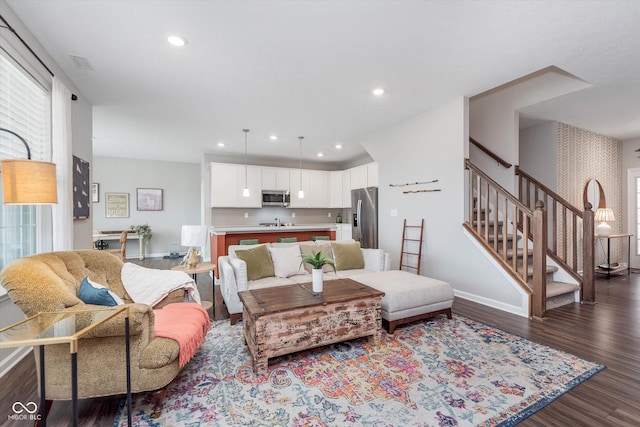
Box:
2;259;639;426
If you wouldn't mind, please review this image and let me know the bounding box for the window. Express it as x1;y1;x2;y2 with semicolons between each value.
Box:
0;52;51;271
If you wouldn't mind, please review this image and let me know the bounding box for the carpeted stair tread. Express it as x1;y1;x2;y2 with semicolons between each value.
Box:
524;264;559;278
546;281;580;298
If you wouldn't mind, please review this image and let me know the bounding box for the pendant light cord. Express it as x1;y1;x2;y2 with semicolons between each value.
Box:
298;136;304;190
243;129;249;188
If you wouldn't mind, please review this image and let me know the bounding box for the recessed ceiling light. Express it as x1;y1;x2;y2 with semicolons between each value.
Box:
217;142;225;147
335;144;342;149
167;35;187;47
372;87;385;96
269;135;278;140
317;153;324;157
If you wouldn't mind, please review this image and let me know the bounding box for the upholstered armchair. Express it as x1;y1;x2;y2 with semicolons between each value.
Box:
0;250;186;416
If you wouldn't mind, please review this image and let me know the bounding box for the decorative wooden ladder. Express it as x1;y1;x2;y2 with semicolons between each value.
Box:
399;218;424;275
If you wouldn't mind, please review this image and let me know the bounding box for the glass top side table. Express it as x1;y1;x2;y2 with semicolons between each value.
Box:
0;307;132;427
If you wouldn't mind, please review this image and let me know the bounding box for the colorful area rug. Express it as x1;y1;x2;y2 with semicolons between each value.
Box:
113;315;604;426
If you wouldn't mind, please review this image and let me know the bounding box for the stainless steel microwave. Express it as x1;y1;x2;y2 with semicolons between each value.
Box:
262;190;290;207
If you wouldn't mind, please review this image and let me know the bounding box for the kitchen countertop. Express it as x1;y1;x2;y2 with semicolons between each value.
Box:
211;224;342;234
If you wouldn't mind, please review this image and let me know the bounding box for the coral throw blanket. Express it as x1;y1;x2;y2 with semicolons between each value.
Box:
154;303;211;367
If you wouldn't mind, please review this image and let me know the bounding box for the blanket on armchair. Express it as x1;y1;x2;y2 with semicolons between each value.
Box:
154;303;211;367
121;262;201;306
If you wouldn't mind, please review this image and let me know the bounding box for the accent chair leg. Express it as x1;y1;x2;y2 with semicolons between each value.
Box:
230;313;242;325
150;387;167;419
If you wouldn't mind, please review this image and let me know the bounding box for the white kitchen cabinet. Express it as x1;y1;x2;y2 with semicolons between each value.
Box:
289;169;328;208
342;170;352;208
367;162;379;187
307;170;329;208
335;223;352;241
262;167;290;192
236;165;262;207
210;162;261;207
210;163;238;207
289;169;307;208
350;165;368;190
329;171;343;208
349;162;378;190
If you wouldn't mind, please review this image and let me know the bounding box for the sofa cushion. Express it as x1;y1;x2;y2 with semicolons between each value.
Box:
299;241;334;273
78;277;125;306
234;245;275;281
268;244;307;278
331;241;365;271
228;243;267;259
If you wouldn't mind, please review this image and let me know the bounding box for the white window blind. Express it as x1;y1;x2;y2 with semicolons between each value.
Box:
0;52;51;271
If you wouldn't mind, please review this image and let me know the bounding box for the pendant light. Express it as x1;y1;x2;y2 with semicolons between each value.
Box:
297;136;304;199
242;129;250;197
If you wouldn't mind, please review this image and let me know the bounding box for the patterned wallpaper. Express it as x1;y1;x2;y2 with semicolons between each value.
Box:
557;123;623;266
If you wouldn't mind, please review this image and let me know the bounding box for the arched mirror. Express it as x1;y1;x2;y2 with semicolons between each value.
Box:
582;178;606;211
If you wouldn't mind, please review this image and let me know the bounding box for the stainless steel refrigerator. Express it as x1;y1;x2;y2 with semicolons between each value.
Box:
351;187;378;249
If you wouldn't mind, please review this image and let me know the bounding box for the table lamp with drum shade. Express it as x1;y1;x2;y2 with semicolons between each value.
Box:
181;225;208;268
594;208;615;237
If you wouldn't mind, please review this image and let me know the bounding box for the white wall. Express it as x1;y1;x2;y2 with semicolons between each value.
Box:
622;137;640;266
519;121;558;190
360;97;526;315
93;156;201;258
469;68;591;193
0;0;94;374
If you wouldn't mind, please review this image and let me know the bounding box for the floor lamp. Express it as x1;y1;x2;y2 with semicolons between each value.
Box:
1;128;57;204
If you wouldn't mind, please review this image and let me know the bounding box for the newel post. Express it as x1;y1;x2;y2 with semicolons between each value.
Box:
532;200;547;320
582;202;595;304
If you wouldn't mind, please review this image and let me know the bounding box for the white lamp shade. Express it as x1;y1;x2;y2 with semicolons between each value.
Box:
298;189;304;198
181;225;207;247
594;208;615;223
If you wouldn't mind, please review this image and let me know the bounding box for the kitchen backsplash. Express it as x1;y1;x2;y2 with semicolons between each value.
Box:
211;207;348;227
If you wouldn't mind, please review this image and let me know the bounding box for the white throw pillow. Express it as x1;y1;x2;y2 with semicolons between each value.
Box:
268;244;307;278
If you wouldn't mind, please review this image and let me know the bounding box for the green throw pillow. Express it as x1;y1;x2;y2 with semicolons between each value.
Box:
235;245;275;281
331;241;365;271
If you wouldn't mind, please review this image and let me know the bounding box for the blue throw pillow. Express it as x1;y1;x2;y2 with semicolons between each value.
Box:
78;276;118;306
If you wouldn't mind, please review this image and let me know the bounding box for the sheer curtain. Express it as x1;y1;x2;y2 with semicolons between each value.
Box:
51;77;73;250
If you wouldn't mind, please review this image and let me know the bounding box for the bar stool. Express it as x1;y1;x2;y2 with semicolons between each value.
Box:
278;237;298;243
239;239;259;245
311;236;330;241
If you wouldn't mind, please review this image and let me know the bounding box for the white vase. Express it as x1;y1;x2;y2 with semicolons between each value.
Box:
312;268;324;294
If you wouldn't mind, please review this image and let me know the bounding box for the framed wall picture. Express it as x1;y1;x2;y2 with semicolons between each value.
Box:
72;155;90;219
105;193;129;218
137;188;163;211
92;183;99;203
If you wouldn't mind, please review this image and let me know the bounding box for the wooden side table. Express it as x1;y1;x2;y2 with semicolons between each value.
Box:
171;263;216;316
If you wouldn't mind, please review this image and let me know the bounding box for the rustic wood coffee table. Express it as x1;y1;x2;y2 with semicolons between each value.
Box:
238;278;385;375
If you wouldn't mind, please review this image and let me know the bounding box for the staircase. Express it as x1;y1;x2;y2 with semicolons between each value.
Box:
464;152;595;319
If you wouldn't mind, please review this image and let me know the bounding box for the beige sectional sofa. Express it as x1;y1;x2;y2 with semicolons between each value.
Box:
217;240;391;324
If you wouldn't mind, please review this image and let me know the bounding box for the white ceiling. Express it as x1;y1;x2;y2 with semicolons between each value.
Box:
6;0;640;166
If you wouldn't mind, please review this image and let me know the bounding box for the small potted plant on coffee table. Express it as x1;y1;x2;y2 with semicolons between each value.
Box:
300;250;336;294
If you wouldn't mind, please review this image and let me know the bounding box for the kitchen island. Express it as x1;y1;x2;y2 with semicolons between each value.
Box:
210;224;337;278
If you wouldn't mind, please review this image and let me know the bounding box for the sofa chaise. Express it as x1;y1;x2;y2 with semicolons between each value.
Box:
218;239;455;334
218;240;391;324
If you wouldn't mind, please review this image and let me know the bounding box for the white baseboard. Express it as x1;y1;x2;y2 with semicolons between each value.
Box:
454;289;529;318
0;347;31;379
